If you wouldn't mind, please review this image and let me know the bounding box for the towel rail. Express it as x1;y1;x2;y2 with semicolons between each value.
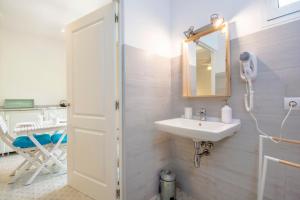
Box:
279;159;300;169
271;136;300;145
258;156;300;200
258;135;300;200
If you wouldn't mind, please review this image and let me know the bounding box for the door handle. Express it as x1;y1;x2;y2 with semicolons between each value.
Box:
59;100;71;107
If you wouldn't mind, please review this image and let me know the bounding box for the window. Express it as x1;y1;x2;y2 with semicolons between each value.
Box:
265;0;300;22
278;0;300;7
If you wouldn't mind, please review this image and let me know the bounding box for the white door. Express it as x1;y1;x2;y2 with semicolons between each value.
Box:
66;3;118;200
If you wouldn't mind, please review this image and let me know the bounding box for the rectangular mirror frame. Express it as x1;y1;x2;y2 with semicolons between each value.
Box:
182;23;231;98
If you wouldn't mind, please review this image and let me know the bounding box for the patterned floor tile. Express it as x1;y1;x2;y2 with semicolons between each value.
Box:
0;154;93;200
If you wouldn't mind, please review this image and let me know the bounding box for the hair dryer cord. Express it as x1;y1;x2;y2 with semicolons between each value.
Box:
247;100;293;144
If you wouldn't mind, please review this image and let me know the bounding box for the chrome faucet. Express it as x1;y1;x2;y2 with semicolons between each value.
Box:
199;108;207;121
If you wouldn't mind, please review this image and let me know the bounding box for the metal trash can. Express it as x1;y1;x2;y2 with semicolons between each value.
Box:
159;169;176;200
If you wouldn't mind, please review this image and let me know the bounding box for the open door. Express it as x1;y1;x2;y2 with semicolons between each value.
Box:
66;3;119;200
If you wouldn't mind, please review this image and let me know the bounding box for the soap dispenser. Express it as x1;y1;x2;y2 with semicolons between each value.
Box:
221;104;232;124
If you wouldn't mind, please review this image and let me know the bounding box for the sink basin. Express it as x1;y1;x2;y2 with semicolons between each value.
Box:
154;118;240;142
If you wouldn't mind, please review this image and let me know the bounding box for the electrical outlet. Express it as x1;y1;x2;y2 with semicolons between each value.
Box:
284;97;300;110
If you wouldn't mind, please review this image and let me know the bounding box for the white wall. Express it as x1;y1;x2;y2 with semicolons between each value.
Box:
0;28;66;105
0;0;112;40
122;1;173;199
123;0;172;57
171;0;299;56
0;0;111;105
123;0;298;57
169;1;300;199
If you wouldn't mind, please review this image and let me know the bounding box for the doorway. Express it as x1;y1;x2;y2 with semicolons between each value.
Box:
0;1;122;200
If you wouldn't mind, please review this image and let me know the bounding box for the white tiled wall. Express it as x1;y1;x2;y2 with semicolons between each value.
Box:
170;19;300;200
123;19;300;200
123;46;173;200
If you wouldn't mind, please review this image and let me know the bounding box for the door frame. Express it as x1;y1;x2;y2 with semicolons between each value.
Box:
117;0;125;199
110;0;124;199
114;0;123;199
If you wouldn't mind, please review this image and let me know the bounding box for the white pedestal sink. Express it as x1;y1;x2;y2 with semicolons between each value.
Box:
154;117;241;142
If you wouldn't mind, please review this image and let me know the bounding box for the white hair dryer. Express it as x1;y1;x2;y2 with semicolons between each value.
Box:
240;52;294;145
240;52;257;112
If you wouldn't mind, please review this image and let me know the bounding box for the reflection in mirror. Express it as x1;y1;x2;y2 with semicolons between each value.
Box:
183;25;230;97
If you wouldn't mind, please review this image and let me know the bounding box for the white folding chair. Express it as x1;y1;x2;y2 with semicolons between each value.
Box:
51;130;67;162
14;122;67;185
0;116;51;183
48;119;68;164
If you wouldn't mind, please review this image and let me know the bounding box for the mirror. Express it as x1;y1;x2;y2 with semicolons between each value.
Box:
183;24;230;97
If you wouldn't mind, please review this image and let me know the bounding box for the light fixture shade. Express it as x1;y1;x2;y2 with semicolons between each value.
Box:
210;14;224;27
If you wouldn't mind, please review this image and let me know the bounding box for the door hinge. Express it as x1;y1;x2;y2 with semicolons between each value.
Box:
116;188;120;199
115;14;119;23
115;100;120;110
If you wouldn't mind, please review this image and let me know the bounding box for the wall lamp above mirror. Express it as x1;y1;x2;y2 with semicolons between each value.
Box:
182;14;231;98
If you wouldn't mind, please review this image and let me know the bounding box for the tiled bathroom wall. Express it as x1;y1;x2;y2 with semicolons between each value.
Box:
123;15;300;200
123;45;173;200
170;19;300;200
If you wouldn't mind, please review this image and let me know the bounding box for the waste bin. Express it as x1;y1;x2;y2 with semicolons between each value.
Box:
159;169;176;200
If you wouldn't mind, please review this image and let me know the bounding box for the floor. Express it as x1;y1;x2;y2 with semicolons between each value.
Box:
0;154;196;200
0;154;92;200
151;189;196;200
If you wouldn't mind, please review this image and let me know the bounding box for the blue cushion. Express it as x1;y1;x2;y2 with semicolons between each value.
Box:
13;134;51;148
51;132;68;144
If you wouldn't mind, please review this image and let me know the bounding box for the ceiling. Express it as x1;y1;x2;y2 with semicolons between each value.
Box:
0;0;111;40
